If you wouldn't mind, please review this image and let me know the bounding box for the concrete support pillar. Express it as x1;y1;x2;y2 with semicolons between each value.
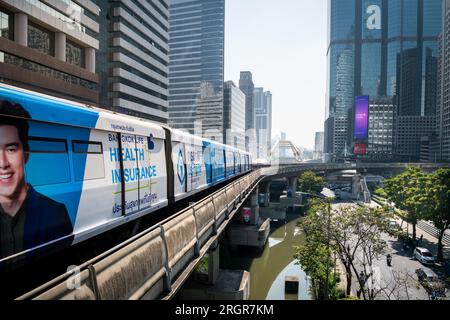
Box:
14;13;28;46
55;33;66;62
208;243;220;285
291;177;298;193
250;186;260;225
286;177;297;196
85;47;96;73
265;181;271;194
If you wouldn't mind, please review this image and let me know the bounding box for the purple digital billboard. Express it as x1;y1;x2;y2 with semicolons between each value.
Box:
354;96;369;140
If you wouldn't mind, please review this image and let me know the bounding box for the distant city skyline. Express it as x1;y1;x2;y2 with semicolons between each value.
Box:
225;0;327;150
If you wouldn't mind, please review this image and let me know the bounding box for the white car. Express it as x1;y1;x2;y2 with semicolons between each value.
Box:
414;247;435;265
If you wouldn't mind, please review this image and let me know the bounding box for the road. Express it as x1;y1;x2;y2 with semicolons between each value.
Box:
332;201;435;300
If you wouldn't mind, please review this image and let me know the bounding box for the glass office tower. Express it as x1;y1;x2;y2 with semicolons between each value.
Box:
325;0;442;161
168;0;225;135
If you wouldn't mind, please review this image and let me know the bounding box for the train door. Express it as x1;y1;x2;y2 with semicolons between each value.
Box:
225;149;234;177
135;134;166;211
120;134;141;215
213;146;225;182
172;141;187;198
202;142;212;184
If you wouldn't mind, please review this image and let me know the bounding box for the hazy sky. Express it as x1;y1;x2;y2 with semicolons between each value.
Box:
225;0;327;150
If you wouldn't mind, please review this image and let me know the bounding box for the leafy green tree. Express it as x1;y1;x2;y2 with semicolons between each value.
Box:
328;205;390;299
382;167;428;242
298;171;325;194
295;200;391;299
421;169;450;261
294;200;336;299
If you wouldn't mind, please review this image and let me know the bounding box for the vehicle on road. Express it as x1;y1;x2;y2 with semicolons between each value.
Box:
386;220;402;236
416;268;446;297
414;247;435;265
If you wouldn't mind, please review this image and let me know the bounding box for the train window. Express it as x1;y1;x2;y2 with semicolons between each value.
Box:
26;137;70;186
72;140;105;182
29;137;67;153
72;140;103;154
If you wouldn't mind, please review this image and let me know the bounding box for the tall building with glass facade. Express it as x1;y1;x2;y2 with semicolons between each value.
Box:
168;0;225;134
325;0;442;161
0;0;99;105
97;1;169;124
437;0;450;161
239;71;255;152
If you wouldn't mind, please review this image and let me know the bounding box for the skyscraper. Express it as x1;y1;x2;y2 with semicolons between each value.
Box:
223;80;245;150
254;87;272;159
239;71;255;131
168;0;225;134
0;0;99;105
325;0;442;161
437;0;450;161
97;0;169;124
314;132;324;161
239;71;255;152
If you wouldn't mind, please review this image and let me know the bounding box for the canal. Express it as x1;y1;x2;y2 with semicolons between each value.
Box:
220;213;312;300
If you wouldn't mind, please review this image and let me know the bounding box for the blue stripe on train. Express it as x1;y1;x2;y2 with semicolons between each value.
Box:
0;85;99;128
0;86;99;226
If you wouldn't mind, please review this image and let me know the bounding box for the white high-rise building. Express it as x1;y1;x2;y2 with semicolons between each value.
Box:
254;87;272;159
314;132;324;160
224;81;245;150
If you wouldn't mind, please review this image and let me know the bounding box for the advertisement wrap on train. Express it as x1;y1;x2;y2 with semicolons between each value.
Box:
0;83;251;264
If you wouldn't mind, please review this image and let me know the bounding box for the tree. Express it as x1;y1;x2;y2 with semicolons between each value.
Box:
294;200;337;299
382;167;428;242
421;169;450;261
298;171;325;194
295;201;391;299
328;205;390;299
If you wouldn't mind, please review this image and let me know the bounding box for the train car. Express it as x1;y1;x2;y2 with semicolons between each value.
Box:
0;83;168;265
167;128;209;202
0;83;253;265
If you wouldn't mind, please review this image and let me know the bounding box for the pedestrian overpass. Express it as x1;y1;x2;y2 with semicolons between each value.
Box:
18;162;450;300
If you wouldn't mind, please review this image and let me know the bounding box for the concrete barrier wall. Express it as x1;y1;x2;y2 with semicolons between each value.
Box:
36;270;95;300
164;209;197;269
213;191;228;225
93;228;166;300
194;200;216;238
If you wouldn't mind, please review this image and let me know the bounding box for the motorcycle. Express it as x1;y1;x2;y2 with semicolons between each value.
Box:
387;254;392;267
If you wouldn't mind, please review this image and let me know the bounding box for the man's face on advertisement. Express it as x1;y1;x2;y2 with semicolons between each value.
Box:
0;125;27;202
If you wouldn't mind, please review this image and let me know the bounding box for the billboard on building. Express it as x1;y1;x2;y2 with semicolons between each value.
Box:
354;96;369;141
354;143;367;155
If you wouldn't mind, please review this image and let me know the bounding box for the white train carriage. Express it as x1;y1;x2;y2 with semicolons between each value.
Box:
0;83;252;265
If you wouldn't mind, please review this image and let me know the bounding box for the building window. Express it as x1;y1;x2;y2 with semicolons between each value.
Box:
66;40;84;67
0;9;12;39
0;51;96;90
28;23;54;55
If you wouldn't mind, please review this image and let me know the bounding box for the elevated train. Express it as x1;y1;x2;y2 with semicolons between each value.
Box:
0;83;252;265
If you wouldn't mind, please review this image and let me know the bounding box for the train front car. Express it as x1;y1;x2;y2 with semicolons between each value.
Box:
0;83;168;266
